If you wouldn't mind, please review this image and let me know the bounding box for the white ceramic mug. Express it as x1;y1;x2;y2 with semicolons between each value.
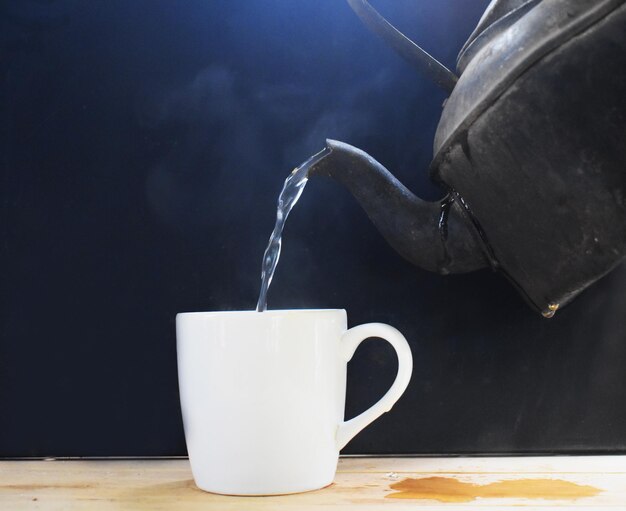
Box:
176;309;413;496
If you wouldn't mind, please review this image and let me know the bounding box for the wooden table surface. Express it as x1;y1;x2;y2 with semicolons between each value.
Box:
1;456;625;510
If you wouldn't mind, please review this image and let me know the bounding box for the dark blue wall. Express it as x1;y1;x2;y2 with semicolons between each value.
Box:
2;0;625;456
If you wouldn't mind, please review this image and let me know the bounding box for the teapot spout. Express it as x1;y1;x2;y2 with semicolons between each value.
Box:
308;140;488;274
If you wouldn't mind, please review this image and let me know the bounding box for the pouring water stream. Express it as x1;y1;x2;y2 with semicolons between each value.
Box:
256;147;331;312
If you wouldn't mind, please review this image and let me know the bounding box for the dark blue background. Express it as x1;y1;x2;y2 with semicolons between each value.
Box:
2;0;625;456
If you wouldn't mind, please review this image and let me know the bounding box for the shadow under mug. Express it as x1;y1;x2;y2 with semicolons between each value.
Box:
176;309;413;495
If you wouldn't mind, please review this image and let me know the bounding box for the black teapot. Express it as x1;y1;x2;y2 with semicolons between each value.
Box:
307;0;626;317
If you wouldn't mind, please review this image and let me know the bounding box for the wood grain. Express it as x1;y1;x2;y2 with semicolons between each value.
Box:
1;456;625;510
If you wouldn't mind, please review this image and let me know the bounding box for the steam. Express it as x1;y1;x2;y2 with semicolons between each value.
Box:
143;63;401;231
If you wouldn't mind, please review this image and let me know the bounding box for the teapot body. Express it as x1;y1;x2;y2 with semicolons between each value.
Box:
432;0;626;313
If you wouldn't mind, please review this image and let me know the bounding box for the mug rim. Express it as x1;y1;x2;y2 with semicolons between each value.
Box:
176;308;346;319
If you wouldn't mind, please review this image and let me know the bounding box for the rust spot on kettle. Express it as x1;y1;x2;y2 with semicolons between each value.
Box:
386;476;600;503
542;303;560;318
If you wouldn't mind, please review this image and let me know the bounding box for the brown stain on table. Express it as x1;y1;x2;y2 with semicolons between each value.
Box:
387;476;600;503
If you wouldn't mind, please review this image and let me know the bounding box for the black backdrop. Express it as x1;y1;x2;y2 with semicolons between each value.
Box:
2;0;625;457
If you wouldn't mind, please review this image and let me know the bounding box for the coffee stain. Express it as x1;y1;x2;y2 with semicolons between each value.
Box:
387;476;600;503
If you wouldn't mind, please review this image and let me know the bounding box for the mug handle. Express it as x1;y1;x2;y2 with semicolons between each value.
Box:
336;323;413;451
